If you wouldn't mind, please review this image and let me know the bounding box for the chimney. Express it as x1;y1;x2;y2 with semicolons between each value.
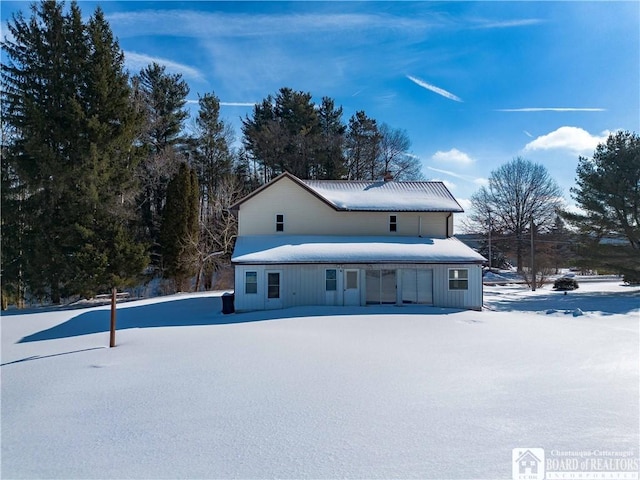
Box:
383;171;394;182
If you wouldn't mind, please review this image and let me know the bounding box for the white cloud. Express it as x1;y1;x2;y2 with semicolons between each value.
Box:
473;177;489;187
124;51;204;81
108;10;433;39
431;148;474;166
473;19;543;29
220;102;256;107
426;166;485;186
524;126;610;154
406;75;463;103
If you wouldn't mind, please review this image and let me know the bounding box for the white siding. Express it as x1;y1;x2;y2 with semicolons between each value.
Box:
237;176;450;237
234;262;483;312
431;264;483;310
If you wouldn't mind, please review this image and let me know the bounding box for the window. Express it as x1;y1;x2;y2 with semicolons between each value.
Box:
346;270;358;289
448;268;469;290
389;215;397;232
245;271;257;294
275;214;284;232
267;272;280;299
325;269;337;291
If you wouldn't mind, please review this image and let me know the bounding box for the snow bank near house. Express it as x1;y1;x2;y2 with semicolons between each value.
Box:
1;283;638;479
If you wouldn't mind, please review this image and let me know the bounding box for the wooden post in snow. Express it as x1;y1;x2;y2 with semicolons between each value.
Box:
110;287;117;347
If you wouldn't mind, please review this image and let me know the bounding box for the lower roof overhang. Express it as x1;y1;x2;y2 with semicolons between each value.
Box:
232;235;486;265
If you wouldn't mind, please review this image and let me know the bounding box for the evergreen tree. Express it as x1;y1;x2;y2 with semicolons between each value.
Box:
562;131;640;281
242;87;329;180
1;1;146;304
316;97;346;179
191;92;234;212
133;63;190;265
160;163;199;291
345;111;381;180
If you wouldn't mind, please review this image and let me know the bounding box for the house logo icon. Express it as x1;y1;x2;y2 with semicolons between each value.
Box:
512;448;545;480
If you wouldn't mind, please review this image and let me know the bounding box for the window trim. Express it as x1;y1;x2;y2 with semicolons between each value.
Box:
325;269;337;291
448;268;469;291
245;271;258;294
267;271;280;299
275;213;284;232
389;214;397;232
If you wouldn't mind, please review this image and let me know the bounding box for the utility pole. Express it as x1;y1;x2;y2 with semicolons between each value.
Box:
530;217;536;291
110;287;117;347
487;209;492;270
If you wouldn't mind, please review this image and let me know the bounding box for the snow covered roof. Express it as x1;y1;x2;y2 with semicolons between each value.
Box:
300;178;463;212
230;172;464;212
232;235;486;264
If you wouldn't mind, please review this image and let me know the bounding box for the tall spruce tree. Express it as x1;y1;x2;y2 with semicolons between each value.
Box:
1;1;146;304
160;163;199;291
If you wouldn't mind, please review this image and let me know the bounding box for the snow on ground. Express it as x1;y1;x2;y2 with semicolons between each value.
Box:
1;282;638;479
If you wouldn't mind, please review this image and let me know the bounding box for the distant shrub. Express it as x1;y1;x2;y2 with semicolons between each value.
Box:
622;272;640;285
553;277;579;291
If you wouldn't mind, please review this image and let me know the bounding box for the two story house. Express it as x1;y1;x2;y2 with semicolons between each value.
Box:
230;172;485;311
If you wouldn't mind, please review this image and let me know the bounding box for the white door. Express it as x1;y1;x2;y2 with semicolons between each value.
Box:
265;270;283;309
367;269;397;304
325;268;340;306
401;269;433;304
343;269;360;306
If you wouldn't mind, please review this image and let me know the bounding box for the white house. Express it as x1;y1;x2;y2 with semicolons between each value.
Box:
230;172;485;312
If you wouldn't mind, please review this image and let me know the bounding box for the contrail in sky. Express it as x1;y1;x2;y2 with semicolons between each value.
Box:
407;75;463;102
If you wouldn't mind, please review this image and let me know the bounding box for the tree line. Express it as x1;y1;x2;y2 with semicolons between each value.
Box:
1;1;421;307
464;132;640;287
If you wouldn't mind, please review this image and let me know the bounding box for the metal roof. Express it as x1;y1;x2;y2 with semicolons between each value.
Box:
230;172;465;213
301;179;464;212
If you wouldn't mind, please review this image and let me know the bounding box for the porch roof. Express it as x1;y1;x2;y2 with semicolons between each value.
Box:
231;235;486;264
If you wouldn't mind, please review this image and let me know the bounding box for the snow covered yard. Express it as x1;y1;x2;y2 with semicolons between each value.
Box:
1;283;638;479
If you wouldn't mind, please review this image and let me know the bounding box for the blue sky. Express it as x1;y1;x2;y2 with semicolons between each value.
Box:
2;1;639;218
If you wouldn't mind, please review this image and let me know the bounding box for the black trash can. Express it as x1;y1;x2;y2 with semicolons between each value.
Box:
221;292;235;314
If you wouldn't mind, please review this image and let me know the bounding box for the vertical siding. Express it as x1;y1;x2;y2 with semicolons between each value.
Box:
234;265;266;311
235;262;482;312
431;264;483;310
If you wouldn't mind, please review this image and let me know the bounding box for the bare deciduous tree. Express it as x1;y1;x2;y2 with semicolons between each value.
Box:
468;157;564;273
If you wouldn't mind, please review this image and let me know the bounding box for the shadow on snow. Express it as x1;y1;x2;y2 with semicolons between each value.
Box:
487;288;640;315
17;296;462;343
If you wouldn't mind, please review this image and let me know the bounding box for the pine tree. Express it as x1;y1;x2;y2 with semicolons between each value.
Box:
192;92;234;210
345;111;381;180
133;63;190;265
242;87;329;180
562;131;640;281
316;97;346;179
1;1;147;303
